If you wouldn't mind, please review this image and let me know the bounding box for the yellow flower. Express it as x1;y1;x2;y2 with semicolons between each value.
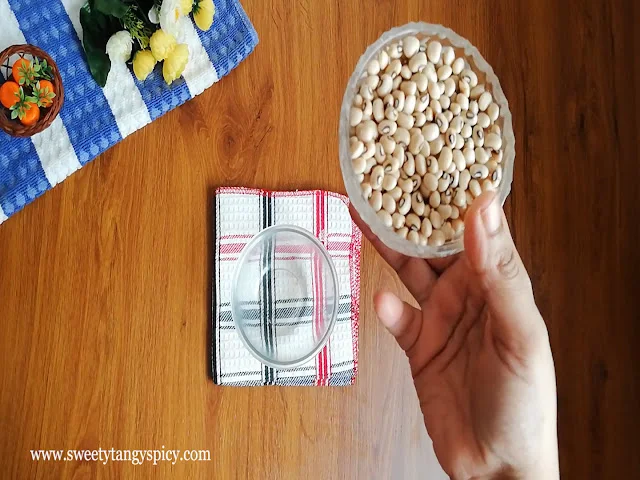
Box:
150;29;177;61
163;43;189;85
193;0;215;31
133;50;157;81
180;0;193;14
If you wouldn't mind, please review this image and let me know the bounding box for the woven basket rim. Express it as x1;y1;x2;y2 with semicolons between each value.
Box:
0;44;64;138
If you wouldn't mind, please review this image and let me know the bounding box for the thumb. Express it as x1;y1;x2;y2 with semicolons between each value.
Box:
464;191;547;355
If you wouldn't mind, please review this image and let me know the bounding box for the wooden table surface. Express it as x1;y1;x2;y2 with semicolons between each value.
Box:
1;0;639;478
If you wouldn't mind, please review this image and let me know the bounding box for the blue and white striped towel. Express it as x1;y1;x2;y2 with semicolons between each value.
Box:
0;0;258;225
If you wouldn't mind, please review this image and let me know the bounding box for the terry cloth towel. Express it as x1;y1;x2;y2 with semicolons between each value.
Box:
0;0;258;225
212;187;362;386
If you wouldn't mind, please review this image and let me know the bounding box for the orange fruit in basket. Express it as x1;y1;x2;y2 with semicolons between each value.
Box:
34;80;56;107
0;81;21;108
12;58;35;85
19;102;40;126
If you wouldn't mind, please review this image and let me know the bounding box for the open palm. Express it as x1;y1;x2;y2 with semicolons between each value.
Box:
352;192;559;480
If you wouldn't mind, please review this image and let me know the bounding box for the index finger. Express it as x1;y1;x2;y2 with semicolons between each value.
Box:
350;204;438;305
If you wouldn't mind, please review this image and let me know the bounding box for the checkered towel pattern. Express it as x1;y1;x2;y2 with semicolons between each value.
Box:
212;187;362;386
0;0;257;225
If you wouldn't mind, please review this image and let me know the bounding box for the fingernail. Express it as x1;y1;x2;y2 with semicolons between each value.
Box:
481;195;502;236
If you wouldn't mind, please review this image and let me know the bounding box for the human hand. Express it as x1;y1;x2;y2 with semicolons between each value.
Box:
351;191;559;480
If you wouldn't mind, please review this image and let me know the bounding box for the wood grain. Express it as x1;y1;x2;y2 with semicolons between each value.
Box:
1;0;639;478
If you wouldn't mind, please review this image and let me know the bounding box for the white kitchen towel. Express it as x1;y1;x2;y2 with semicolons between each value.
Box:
213;187;362;386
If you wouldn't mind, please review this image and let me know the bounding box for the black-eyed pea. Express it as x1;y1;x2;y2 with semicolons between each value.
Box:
381;173;398;191
361;182;373;201
377;209;393;227
485;133;502;151
369;190;383;211
352;156;367;175
403;35;420;58
442;46;455;66
455;134;465;150
407;230;420;244
372;99;385;123
452;57;465;75
490;124;501;136
458;79;470;97
391;145;405;164
453;188;467;208
492;165;503;187
451;218;465;237
469;100;479;115
380;135;396;155
441;222;455;241
470;163;489;180
382;193;397;213
469;179;482;198
426;40;442;64
478;91;493;111
422;172;438;193
389;186;403;201
350;107;363;127
416;94;430;113
456;93;469;111
424;63;438;83
460;69;478;87
450;116;464;134
406;213;421;233
392;213;405;229
487;103;500;123
393;75;402;90
356;173;365;183
350;140;365;160
475;147;490;164
414;112;427;128
378;119;397;137
392;90;405;111
437;64;452;81
360;84;374;101
430;135;445;155
426;155;440;176
429;210;443;230
385;58;402;77
429;191;441;208
401;65;413;80
397;112;415;130
370;165;385;190
383;93;394;109
421;217;433;238
428;229;446;247
413;72;429;92
470;84;485;99
374;143;386;164
461;123;472;139
444;77;457;98
438;172;450;192
397;177;413;193
400;80;418;97
409;174;422;192
403;152;416;176
422;123;440;142
486;159;498;173
437;204;452;220
472;125;485;147
445;129;457;148
439;95;451;112
403;94;417;115
409;132;425;155
438;146;453;172
465;138;475;150
442;187;453;205
378;49;390;70
425;106;435;122
450;170;460;188
357;120;378;143
362;100;373;118
362;141;376;160
365;75;380;91
365;157;377;174
465;111;478;127
428;80;441;101
411;191;426;216
353;94;364;108
478;112;491;129
409;51;428;73
396;226;409;239
459;169;471;190
395;193;411;216
450;205;460;220
394;127;411;148
453;150;466;171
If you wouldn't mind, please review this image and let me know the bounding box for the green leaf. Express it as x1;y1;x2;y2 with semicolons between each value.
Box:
94;0;131;18
11;109;18;120
25;95;37;103
80;1;119;87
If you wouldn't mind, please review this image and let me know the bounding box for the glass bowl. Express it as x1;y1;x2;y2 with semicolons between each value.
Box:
231;225;339;369
339;22;515;258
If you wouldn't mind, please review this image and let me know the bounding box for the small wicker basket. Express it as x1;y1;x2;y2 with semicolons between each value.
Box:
0;44;64;137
